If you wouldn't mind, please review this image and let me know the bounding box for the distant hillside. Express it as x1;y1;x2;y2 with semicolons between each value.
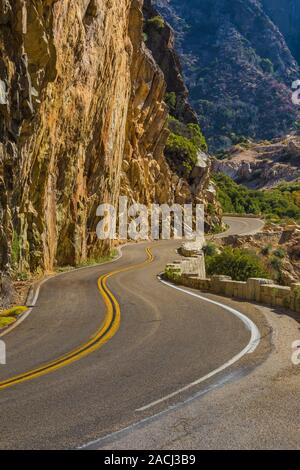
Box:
212;172;300;223
212;135;300;189
262;0;300;64
155;0;300;151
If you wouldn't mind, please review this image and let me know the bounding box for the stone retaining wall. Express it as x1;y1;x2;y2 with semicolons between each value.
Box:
166;253;206;279
165;264;300;313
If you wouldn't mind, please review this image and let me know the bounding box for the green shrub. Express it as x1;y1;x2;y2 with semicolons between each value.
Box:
261;244;272;256
0;317;16;328
168;117;207;152
165;133;198;175
164;267;181;283
0;306;27;329
206;247;270;281
273;248;285;259
0;306;27;317
147;16;165;30
270;256;282;271
187;123;208;152
165;92;177;112
165;118;208;177
203;242;218;257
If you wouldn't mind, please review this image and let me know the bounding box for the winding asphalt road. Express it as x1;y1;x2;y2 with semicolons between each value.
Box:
0;217;263;449
215;216;265;238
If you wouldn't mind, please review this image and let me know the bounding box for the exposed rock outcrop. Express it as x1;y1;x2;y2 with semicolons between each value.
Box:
143;0;197;125
220;223;300;285
213;135;300;188
0;0;220;287
143;0;222;229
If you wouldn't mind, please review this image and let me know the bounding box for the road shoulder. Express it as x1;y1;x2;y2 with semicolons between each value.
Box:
92;297;299;450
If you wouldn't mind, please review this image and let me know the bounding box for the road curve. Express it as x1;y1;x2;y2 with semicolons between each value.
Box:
0;218;263;449
217;216;265;237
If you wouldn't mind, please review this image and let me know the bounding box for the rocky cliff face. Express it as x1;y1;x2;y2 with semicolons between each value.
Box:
143;0;221;229
143;0;197;125
0;0;218;284
220;224;300;286
212;135;300;189
155;0;300;151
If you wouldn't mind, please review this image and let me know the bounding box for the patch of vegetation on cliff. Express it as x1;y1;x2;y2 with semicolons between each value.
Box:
146;15;165;30
76;249;119;268
11;231;21;268
165;116;207;177
213;173;300;222
165;133;198;175
165;92;177;113
205;247;270;281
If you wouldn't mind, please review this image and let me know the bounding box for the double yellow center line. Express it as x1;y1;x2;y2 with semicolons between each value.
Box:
0;247;154;391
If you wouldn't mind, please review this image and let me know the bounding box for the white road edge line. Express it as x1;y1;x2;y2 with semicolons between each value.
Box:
0;308;33;339
135;276;260;412
79;275;261;450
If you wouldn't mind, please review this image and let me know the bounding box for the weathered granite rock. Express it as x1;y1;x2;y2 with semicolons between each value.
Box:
220;225;300;285
143;0;222;229
0;0;220;283
143;0;197;125
213;135;300;189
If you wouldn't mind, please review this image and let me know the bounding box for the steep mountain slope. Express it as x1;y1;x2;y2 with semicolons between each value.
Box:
262;0;300;64
155;0;300;150
143;0;197;125
0;0;219;300
143;0;220;218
